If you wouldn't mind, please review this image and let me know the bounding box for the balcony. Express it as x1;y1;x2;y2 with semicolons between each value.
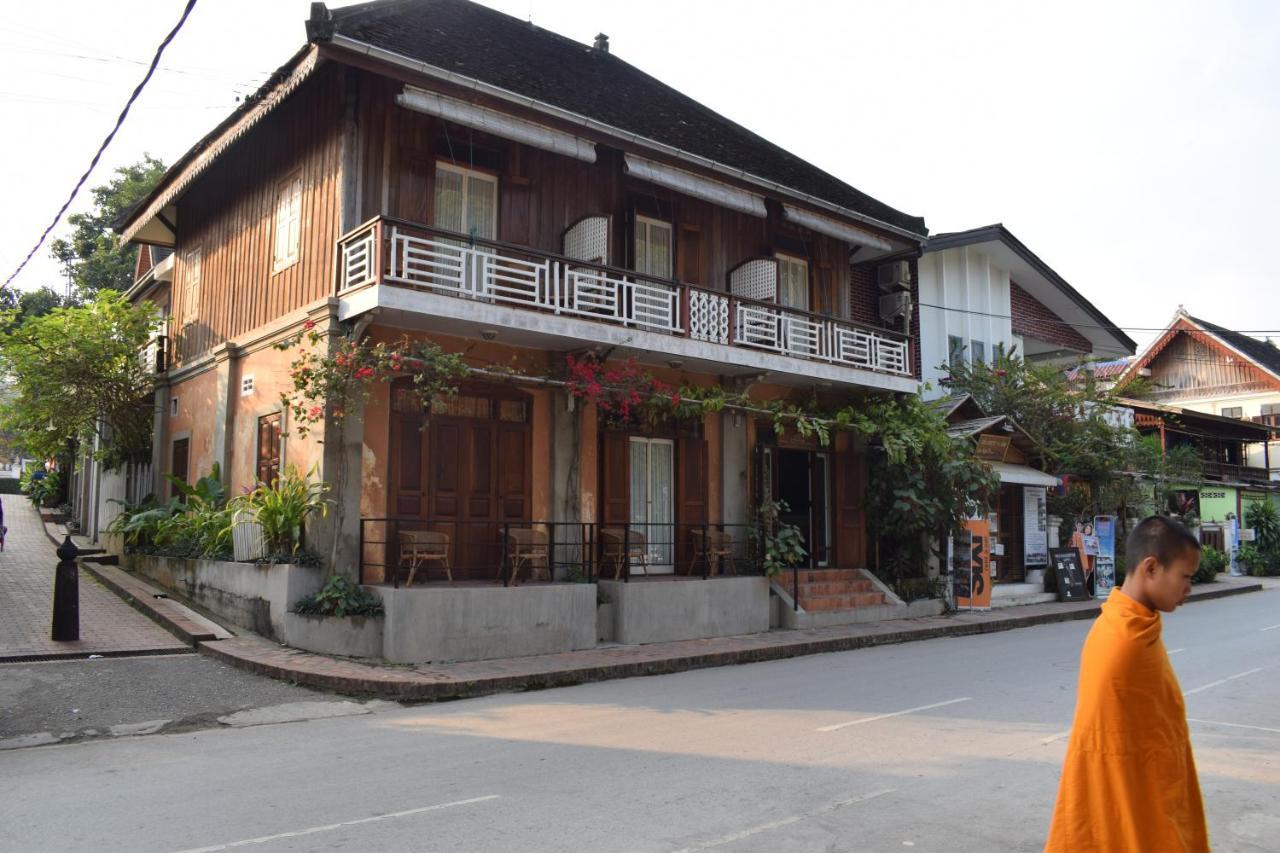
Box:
336;217;913;387
1202;460;1275;486
139;334;169;376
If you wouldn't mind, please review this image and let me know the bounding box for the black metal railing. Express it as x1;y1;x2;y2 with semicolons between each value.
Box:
358;518;762;587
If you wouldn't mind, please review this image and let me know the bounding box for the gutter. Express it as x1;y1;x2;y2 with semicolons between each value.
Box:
324;34;928;245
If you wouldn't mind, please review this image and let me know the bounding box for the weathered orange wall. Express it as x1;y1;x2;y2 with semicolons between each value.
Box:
227;343;325;495
164;368;220;492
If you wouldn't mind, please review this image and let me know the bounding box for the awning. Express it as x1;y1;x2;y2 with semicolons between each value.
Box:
398;86;597;163
990;462;1060;488
624;154;766;217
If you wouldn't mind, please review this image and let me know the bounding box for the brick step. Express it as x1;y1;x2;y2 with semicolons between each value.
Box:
801;591;886;612
794;580;876;596
790;568;866;584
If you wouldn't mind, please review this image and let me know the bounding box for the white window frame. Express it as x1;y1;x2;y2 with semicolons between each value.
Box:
184;247;202;326
776;253;809;311
433;161;498;240
971;339;986;366
272;175;303;273
633;215;673;279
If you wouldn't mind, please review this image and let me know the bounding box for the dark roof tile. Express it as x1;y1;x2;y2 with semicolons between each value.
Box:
1187;314;1280;378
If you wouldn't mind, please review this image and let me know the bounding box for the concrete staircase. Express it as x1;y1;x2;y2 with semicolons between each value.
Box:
772;567;945;629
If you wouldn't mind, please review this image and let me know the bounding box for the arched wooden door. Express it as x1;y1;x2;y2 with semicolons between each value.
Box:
389;383;532;580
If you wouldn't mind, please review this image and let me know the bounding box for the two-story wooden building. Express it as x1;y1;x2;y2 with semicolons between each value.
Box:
117;0;929;654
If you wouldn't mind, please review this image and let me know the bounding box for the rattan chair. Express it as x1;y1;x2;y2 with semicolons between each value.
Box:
690;528;737;576
601;526;648;579
399;529;451;585
506;528;551;584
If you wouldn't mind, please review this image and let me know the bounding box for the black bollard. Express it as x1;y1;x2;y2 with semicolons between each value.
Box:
51;535;80;642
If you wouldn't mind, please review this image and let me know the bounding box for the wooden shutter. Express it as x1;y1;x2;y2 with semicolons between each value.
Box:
833;434;867;568
677;436;709;572
256;414;282;485
170;438;190;499
600;431;630;524
392;413;427;517
496;422;530;521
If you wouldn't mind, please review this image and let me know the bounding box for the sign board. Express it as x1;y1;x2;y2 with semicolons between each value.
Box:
975;434;1012;462
1023;486;1048;566
953;519;992;610
1093;515;1117;600
990;542;1005;556
1049;548;1089;602
1240;528;1256;542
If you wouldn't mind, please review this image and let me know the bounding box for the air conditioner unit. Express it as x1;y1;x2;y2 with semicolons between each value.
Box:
879;290;912;323
876;260;912;292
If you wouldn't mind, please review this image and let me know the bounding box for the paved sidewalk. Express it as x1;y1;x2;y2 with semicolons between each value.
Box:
196;577;1265;702
0;499;187;662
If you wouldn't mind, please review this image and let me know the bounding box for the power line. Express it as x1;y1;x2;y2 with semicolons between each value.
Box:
2;0;199;291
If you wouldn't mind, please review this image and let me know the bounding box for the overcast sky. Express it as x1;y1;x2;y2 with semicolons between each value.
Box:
2;0;1277;351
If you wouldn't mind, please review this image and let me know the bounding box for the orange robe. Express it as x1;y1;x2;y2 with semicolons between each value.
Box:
1046;589;1208;852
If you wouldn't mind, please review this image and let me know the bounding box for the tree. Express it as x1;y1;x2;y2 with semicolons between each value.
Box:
0;291;161;469
50;155;166;298
0;286;69;333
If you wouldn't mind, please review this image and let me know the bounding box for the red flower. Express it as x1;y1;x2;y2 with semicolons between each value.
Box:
354;367;375;380
303;319;316;330
671;393;681;407
307;405;323;420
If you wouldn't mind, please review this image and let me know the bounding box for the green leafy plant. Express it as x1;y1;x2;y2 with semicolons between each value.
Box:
293;575;383;618
1195;545;1226;584
752;499;807;578
1237;543;1267;577
233;465;330;556
21;469;61;508
1244;500;1280;575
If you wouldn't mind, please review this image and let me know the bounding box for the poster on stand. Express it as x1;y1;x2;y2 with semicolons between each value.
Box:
1023;487;1048;566
1093;515;1117;600
954;518;992;610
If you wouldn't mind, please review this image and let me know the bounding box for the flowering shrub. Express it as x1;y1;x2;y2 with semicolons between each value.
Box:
274;320;468;437
564;354;683;425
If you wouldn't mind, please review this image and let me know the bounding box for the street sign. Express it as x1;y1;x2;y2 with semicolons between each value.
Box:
1049;548;1089;602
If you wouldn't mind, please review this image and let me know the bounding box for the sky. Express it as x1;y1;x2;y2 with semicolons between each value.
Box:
2;0;1278;352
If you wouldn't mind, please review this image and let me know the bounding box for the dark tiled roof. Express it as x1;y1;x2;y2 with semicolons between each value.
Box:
321;0;926;236
1188;314;1280;378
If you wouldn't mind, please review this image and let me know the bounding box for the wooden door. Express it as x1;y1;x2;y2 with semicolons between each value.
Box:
996;485;1025;583
677;436;708;572
833;434;867;569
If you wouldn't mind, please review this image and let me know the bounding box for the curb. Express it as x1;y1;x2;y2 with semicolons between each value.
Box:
0;648;192;664
193;581;1264;702
79;562;224;646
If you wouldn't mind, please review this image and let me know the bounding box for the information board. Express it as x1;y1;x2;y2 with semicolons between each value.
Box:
1023;487;1048;566
1049;547;1089;602
1093;515;1116;600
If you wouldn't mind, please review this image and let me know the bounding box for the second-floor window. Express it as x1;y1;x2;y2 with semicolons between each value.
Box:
777;255;809;310
948;335;965;372
971;340;986;365
273;175;302;272
634;216;672;279
1221;406;1243;419
184;247;202;324
434;162;497;240
1260;403;1280;427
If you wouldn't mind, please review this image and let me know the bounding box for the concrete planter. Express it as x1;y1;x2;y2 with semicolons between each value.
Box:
370;583;597;663
598;576;771;644
283;612;384;659
126;554;322;641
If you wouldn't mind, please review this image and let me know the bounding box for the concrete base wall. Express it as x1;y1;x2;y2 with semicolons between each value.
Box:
283;612;384;658
128;554;322;641
599;577;770;645
776;596;944;629
370;584;597;663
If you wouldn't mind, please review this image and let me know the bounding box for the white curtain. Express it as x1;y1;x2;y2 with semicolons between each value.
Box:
433;166;465;233
778;256;809;310
635;218;672;279
466;174;497;240
649;440;674;566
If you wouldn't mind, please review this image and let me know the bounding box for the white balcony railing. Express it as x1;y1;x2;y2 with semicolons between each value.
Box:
338;218;912;377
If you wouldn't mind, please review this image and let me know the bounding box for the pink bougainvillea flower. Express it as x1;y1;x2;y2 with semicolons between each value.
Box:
303;318;316;330
307;405;323;420
355;367;375;380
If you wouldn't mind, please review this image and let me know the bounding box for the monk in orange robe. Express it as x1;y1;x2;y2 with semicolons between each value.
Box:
1046;515;1209;852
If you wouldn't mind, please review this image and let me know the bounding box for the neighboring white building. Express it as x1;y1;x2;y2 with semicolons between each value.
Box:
916;224;1135;397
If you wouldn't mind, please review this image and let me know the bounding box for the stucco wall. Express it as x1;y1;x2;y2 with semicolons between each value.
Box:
917;246;1014;397
598;577;769;644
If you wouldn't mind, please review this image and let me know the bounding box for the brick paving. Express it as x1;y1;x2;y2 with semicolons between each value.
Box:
0;498;187;661
197;578;1263;702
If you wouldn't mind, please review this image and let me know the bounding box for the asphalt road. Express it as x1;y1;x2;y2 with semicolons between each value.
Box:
2;588;1277;853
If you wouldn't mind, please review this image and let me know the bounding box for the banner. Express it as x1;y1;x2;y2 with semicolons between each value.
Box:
1093;515;1116;600
953;518;992;610
1023;487;1048;566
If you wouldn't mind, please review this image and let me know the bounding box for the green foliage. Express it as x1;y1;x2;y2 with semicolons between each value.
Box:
21;469;61;508
752;499;807;577
109;465;236;559
293;575;384;618
0;287;70;332
0;291;162;468
233;465;330;556
49;155;166;298
1195;545;1226;584
1243;500;1280;575
1237;544;1268;577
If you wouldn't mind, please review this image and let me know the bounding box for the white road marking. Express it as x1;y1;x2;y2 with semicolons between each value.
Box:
169;795;500;853
1260;624;1280;632
1040;729;1072;745
1183;667;1266;696
817;698;973;732
1188;718;1280;735
671;788;895;852
1167;648;1185;654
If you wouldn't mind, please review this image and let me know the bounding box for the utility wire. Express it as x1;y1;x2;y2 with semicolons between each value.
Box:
3;0;199;291
917;301;1280;337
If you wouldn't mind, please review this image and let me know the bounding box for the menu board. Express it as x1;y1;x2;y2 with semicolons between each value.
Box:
1049;547;1089;602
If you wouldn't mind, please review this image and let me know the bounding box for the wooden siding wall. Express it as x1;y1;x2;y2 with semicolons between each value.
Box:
351;72;851;308
172;65;344;364
1149;332;1274;400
